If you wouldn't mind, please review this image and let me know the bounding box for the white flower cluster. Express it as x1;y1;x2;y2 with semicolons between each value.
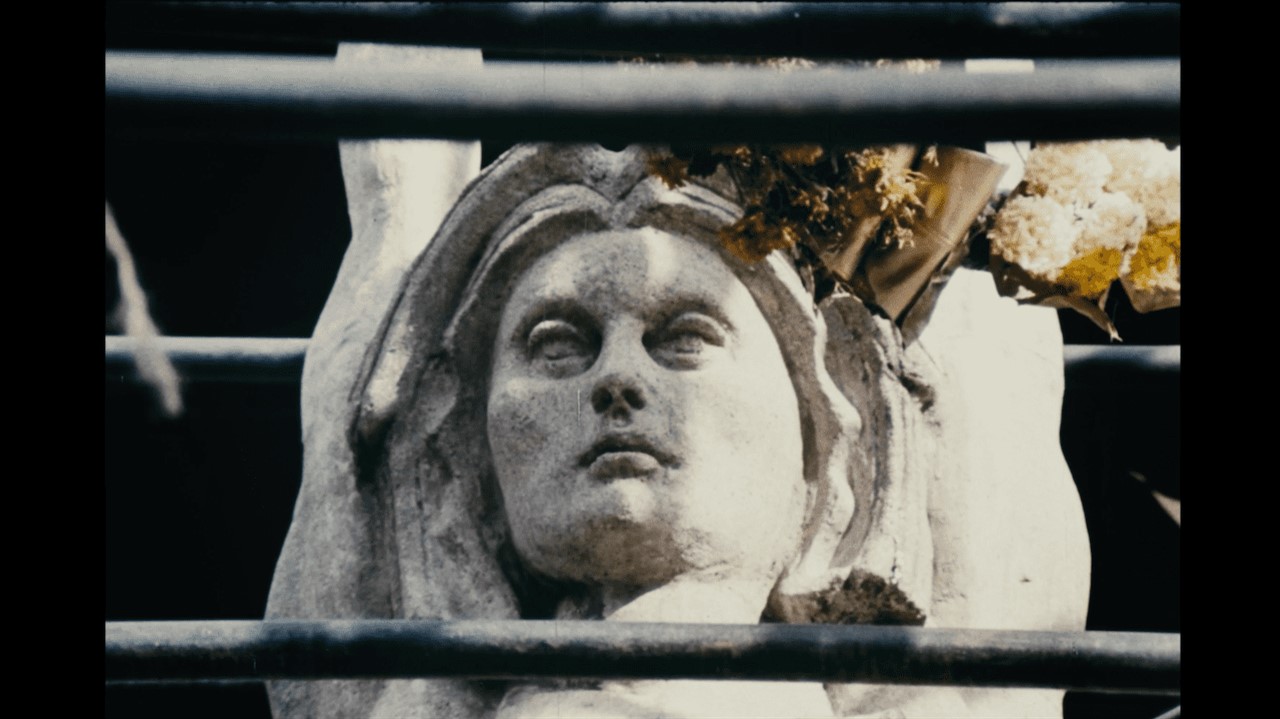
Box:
988;195;1079;277
989;140;1181;286
1022;142;1112;204
1096;140;1182;228
1076;192;1145;257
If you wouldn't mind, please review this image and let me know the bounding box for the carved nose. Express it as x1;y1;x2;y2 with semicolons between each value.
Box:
590;379;646;415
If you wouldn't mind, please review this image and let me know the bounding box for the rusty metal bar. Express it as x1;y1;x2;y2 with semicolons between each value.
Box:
104;2;1180;59
105;620;1180;694
105;52;1180;143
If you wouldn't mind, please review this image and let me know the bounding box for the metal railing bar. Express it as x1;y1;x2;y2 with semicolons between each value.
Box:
105;53;1180;143
105;336;1181;384
105;2;1180;59
108;678;266;688
106;336;308;384
105;620;1180;694
1064;346;1181;373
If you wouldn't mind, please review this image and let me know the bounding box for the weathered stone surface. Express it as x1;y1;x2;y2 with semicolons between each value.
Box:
823;268;1091;718
264;43;483;719
269;139;1089;718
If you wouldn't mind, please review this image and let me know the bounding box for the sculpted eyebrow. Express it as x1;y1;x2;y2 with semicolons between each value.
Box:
653;294;736;334
512;297;594;342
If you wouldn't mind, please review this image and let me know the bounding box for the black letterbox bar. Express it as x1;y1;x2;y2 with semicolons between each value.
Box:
105;53;1180;144
105;2;1180;60
105;620;1180;695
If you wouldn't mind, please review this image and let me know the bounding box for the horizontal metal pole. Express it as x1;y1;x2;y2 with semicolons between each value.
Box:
105;2;1180;59
106;336;307;383
1064;345;1180;373
105;53;1180;143
105;336;1180;384
105;620;1180;694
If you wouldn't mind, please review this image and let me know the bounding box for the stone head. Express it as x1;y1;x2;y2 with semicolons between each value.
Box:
353;144;866;619
486;226;809;592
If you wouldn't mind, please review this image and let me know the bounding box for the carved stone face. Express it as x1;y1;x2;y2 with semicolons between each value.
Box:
487;228;808;590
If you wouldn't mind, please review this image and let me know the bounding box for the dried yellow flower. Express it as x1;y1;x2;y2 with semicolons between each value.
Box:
646;153;691;190
777;145;825;166
1125;222;1181;291
1057;247;1126;299
643;143;931;276
845;148;928;249
790;187;831;224
719;210;800;262
710;144;754;164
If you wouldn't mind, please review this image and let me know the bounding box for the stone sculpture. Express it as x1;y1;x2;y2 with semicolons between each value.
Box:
266;45;1090;719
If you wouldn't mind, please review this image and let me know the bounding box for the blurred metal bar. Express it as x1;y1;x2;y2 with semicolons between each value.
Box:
106;336;308;383
106;337;1180;384
1063;345;1180;373
105;2;1180;59
105;620;1180;694
105;53;1180;144
1063;344;1180;394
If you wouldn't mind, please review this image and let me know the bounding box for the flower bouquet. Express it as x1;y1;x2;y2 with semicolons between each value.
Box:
648;137;1180;342
648;142;1008;341
987;140;1181;339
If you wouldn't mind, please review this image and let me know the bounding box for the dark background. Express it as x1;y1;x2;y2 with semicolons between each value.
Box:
104;43;1179;719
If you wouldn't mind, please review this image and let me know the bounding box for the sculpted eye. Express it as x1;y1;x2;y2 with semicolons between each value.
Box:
527;319;594;373
650;312;728;367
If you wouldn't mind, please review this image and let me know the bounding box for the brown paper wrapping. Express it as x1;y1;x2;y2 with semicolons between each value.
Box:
1122;278;1181;314
817;146;1007;340
818;144;919;283
991;253;1121;341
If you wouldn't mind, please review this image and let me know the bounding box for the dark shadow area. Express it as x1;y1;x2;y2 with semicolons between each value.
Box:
1059;290;1180;346
106;684;272;719
1061;349;1180;719
105;138;351;338
106;135;341;718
